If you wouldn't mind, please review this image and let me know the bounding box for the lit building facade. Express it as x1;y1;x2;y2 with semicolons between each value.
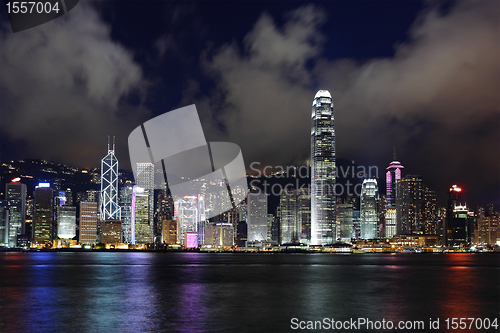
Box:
174;195;206;245
445;185;475;246
132;186;150;244
119;186;133;243
5;181;27;247
33;183;54;245
475;215;499;245
396;175;423;234
135;162;154;238
337;203;354;241
360;179;379;239
101;219;122;244
161;219;178;244
279;189;298;244
57;206;76;239
311;90;336;244
79;201;98;244
297;189;311;242
247;190;268;242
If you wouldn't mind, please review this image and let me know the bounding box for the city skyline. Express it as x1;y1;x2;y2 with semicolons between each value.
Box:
0;1;498;210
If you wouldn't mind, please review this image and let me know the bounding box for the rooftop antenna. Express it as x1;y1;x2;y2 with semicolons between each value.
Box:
112;136;116;151
393;147;397;161
107;135;110;151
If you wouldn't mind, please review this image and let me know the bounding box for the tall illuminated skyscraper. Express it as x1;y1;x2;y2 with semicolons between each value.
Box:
360;179;379;239
311;90;336;244
100;137;121;221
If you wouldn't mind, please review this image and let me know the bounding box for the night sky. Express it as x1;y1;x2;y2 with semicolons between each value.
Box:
0;0;499;207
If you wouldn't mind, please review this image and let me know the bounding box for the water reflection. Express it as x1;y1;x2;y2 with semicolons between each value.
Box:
0;252;498;332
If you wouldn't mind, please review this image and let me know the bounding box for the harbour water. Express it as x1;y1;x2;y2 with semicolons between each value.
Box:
0;252;498;332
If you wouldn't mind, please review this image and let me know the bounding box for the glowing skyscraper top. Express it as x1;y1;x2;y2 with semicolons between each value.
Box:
385;149;404;208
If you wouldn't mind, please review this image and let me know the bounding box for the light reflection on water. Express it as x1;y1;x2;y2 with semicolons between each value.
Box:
0;252;498;332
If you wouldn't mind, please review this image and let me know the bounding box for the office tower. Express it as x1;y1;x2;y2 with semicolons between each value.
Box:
475;215;499;245
132;186;150;244
156;189;174;237
235;220;248;247
297;188;311;242
213;223;234;247
57;206;76;239
100;137;121;221
423;187;438;234
79;201;98;244
445;185;474;246
5;181;27;247
311;90;336;245
101;220;122;244
247;190;268;242
360;179;379;239
337;203;354;241
279;189;298;244
161;219;177;244
174;195;205;245
119;186;133;243
136;162;154;239
86;190;99;203
33;183;54;245
396;175;424;234
385;208;397;238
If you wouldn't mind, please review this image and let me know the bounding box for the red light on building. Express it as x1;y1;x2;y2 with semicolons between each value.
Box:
454;187;462;192
11;177;21;183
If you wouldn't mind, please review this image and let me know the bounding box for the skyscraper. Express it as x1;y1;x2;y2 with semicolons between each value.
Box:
360;179;379;239
247;190;268;242
5;181;27;247
445;185;474;246
79;201;98;244
100;137;120;221
396;175;424;234
385;150;404;208
119;186;133;243
337;203;354;241
311;90;336;244
385;152;404;239
57;206;76;239
279;189;298;244
33;183;53;245
297;188;311;242
136;162;154;240
132;186;150;244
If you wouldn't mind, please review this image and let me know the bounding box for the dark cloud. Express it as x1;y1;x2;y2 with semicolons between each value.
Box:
0;2;151;168
194;1;499;205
